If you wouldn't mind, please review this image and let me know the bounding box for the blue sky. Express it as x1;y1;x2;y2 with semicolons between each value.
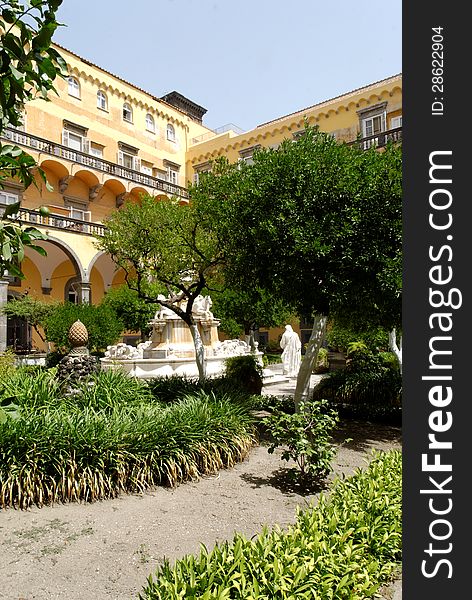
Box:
54;0;402;131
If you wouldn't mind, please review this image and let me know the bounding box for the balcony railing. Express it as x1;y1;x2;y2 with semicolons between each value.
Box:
348;127;402;150
15;207;106;237
2;128;189;200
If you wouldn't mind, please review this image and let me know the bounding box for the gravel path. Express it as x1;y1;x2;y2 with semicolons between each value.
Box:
0;419;401;600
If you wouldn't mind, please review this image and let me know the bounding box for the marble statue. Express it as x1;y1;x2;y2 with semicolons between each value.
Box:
280;324;302;377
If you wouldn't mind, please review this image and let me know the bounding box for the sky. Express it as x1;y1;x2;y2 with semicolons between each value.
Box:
54;0;402;132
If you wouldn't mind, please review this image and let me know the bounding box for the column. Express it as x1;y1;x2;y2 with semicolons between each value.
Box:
80;282;91;304
0;279;9;352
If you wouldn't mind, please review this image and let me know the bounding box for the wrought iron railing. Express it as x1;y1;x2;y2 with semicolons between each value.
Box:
16;207;106;237
1;128;189;200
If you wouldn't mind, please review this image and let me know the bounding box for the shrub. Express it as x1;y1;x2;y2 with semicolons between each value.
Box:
224;354;263;395
314;348;402;409
141;450;402;599
43;302;123;353
326;321;390;353
249;394;295;414
266;398;339;480
0;390;255;508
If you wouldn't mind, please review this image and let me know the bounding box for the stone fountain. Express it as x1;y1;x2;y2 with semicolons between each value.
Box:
101;295;260;379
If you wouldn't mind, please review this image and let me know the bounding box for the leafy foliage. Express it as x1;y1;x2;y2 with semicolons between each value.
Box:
198;128;402;330
224;354;264;395
141;450;402;599
1;294;56;342
100;284;158;340
326;319;391;353
266;398;339;480
0;377;256;508
96;194;228;379
313;348;402;421
212;286;294;341
0;200;47;276
1;1;67;276
42;302;123;353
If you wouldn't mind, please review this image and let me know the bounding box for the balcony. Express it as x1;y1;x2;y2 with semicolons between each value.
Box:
1;128;189;200
348;127;402;150
15;207;106;237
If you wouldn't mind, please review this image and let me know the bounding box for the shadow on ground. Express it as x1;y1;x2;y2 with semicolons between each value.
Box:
240;468;328;496
332;419;402;453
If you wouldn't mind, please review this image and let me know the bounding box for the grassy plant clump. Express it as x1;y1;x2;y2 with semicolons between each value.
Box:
141;450;402;599
0;367;62;411
0;388;255;509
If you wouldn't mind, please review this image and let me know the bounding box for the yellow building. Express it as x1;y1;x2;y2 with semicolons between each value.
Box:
0;42;402;353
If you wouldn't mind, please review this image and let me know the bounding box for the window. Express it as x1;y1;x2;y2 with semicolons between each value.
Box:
0;190;19;217
358;103;387;149
123;103;133;123
145;113;155;133
193;161;211;184
90;143;104;158
64;199;90;221
65;278;81;304
391;115;402;129
118;151;140;171
141;161;153;176
167;169;178;185
97;90;107;110
68;77;80;98
238;145;260;167
166;123;176;142
362;115;384;138
62;129;90;154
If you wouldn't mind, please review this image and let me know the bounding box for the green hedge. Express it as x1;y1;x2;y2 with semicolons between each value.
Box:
141;450;402;599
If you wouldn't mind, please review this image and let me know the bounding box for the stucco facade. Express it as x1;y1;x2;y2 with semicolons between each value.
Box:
0;42;402;352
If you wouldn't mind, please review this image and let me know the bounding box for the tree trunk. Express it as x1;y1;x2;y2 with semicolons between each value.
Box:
293;314;327;412
189;323;206;380
389;328;402;374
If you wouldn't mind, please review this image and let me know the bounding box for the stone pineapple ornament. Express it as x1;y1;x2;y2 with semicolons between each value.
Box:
68;319;89;348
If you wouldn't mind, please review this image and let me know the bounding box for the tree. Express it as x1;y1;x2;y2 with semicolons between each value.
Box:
1;0;66;277
196;128;402;409
100;285;158;342
1;293;56;348
211;286;294;350
96;195;226;380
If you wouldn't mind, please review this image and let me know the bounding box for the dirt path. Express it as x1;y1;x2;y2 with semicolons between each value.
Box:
0;421;401;600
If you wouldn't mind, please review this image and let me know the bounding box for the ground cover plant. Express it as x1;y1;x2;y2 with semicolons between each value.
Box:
141;449;402;599
0;368;256;509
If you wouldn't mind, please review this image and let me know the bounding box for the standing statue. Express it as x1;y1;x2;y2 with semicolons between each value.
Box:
280;324;302;377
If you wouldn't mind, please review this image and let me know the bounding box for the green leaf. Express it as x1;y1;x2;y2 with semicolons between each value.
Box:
1;200;20;218
2;241;12;260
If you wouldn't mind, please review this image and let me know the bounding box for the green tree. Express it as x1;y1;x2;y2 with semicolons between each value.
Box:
100;285;158;341
1;0;66;277
96;196;226;379
195;128;402;408
1;293;56;347
212;286;294;350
